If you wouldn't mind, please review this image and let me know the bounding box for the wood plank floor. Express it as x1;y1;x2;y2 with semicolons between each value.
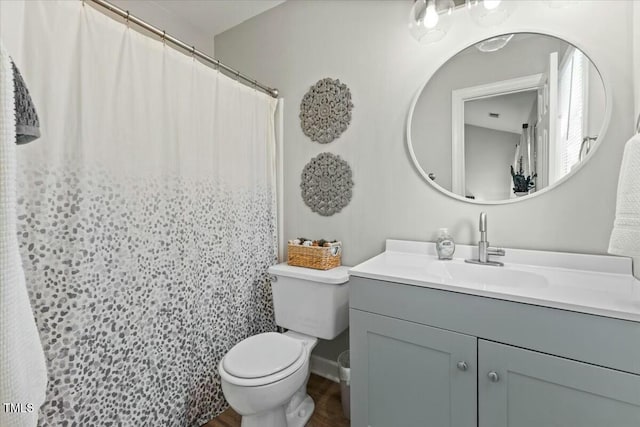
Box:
203;374;350;427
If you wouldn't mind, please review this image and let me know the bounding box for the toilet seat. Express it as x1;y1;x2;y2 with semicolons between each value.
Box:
219;332;308;387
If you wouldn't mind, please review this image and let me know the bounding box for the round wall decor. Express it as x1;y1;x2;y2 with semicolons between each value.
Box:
300;153;353;216
300;78;353;144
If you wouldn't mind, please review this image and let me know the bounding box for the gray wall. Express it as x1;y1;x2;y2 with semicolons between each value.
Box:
106;0;215;56
464;125;518;201
215;0;635;360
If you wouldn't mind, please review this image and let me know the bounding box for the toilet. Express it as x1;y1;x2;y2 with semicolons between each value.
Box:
218;262;350;427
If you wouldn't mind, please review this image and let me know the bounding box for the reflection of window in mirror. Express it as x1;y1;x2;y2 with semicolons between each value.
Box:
550;46;604;185
556;47;589;180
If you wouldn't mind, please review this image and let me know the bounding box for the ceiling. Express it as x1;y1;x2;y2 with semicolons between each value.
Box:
465;90;538;135
108;0;286;54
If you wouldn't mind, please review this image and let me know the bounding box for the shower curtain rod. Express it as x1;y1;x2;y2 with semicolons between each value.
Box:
87;0;279;98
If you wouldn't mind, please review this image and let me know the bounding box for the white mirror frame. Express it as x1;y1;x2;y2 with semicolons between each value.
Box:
406;31;612;205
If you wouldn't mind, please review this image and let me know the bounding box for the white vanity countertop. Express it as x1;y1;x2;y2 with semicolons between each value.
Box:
349;240;640;323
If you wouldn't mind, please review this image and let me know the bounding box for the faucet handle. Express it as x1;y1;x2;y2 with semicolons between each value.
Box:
488;247;505;257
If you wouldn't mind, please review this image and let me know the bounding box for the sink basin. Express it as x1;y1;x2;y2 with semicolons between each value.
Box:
441;262;549;290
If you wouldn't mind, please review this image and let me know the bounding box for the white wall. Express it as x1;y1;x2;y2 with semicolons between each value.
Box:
465;125;518;201
215;0;635;360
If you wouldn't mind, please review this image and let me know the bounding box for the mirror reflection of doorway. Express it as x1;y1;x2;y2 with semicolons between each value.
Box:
453;47;601;201
464;90;539;200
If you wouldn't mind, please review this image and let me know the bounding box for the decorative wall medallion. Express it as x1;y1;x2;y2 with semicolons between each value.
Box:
300;78;353;144
301;153;354;216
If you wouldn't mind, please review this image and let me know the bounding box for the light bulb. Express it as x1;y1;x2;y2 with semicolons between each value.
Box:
409;0;455;44
424;3;440;29
483;0;501;10
466;0;516;27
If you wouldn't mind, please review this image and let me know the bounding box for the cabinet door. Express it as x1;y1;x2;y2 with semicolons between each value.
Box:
479;340;640;427
350;309;477;427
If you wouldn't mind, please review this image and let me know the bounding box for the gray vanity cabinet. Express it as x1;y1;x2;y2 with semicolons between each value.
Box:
349;276;640;427
350;309;477;427
478;340;640;427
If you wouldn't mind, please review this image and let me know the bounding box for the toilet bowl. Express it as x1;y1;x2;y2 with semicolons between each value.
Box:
219;331;317;427
218;263;350;427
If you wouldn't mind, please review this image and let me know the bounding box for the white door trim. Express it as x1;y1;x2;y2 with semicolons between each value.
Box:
451;73;544;196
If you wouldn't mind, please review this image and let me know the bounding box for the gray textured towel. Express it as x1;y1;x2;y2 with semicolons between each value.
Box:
12;60;40;144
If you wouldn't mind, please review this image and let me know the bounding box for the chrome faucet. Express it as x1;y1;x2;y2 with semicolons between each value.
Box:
465;212;505;267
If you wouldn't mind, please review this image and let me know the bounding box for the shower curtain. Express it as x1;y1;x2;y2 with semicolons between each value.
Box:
5;1;278;425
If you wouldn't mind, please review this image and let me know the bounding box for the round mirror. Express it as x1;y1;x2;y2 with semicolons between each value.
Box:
408;33;607;203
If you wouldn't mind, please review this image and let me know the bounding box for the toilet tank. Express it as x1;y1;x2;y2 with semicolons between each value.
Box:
267;263;350;340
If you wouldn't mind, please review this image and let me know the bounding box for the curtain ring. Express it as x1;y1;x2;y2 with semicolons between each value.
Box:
125;11;130;26
253;80;258;90
191;46;196;59
216;59;221;71
161;30;166;45
235;70;240;81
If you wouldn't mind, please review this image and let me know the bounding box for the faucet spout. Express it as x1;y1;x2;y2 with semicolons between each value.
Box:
466;212;505;267
479;211;487;232
479;211;487;244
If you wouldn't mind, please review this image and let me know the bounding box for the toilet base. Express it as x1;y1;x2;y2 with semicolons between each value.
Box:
285;395;314;427
240;408;286;427
238;394;314;427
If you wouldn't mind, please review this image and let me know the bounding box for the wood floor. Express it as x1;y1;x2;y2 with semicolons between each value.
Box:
203;374;350;427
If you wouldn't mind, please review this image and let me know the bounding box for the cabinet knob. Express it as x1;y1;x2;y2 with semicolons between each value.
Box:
488;371;500;382
456;361;468;371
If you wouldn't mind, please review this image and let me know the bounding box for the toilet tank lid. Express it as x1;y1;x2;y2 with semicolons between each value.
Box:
268;263;350;284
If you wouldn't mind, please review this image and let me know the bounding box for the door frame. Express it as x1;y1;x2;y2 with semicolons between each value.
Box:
451;73;544;196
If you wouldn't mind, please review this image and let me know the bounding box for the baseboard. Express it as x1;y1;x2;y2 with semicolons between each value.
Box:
310;355;340;383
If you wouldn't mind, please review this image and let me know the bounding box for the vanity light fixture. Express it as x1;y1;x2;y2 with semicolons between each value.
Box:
466;0;517;27
409;0;456;44
409;0;518;44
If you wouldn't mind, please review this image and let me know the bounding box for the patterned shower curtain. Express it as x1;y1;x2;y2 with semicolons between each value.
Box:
5;1;278;425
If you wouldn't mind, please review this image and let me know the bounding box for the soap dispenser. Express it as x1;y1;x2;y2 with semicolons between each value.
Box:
436;228;455;260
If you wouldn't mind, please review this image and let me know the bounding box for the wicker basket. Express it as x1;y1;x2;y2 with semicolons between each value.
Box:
287;243;342;270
